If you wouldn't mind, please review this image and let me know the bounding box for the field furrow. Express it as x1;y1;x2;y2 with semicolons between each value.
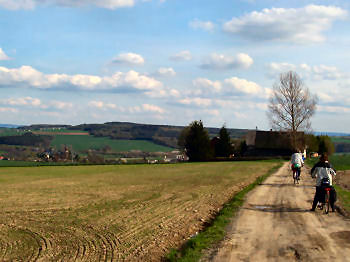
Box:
0;161;280;261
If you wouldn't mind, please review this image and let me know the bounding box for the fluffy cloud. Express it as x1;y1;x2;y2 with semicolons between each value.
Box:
0;0;134;10
318;105;350;114
112;52;145;65
189;19;215;32
156;67;176;77
0;107;18;113
223;5;347;43
0;97;41;107
192;78;222;95
0;48;10;60
142;104;164;114
0;65;164;96
170;50;192;61
200;53;253;70
224;77;262;95
268;62;345;80
49;100;73;110
0;97;74;111
178;97;212;107
89;100;164;114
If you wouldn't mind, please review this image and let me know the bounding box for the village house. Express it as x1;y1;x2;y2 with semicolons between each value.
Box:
245;130;305;157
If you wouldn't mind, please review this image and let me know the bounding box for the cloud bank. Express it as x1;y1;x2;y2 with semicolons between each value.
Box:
0;65;165;97
200;53;253;70
0;0;134;10
223;5;347;43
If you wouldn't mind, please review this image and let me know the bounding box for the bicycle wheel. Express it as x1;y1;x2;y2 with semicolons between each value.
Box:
324;190;330;214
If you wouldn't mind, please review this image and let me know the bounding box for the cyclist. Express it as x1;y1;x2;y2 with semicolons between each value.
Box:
310;153;337;212
291;149;304;182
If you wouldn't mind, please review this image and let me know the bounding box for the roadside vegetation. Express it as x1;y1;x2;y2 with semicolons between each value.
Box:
0;160;281;261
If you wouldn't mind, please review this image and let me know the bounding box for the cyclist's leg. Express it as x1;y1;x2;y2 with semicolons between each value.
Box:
311;187;320;210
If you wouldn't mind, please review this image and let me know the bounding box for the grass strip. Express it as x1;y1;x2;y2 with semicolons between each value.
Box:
334;185;350;215
165;161;284;262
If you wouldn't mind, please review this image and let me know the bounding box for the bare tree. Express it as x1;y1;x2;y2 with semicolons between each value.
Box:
267;71;317;149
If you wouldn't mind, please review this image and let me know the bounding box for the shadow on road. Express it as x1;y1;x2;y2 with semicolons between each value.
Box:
244;204;311;213
259;183;314;188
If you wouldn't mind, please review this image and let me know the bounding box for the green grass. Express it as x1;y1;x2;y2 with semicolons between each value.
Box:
50;135;174;153
334;185;350;214
0;160;82;167
33;129;87;133
306;154;350;171
332;136;350;144
165;160;284;262
0;128;26;136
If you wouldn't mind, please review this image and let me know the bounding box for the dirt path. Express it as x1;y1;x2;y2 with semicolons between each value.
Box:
210;162;350;261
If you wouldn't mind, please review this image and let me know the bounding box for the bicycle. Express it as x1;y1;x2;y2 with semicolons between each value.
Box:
292;165;301;184
324;187;331;214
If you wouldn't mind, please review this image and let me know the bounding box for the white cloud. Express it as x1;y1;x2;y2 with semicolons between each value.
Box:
0;65;164;97
156;67;176;77
0;0;35;10
189;19;215;32
1;97;41;107
88;101;120;110
0;48;10;60
223;5;347;43
268;62;345;80
178;97;212;107
49;100;73;110
170;50;192;61
193;78;222;94
88;101;164;114
0;107;18;113
0;0;134;10
318;105;350;113
142;104;164;114
224;77;262;95
112;52;145;65
200;53;253;70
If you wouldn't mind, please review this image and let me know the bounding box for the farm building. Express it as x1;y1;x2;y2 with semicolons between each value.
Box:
245;130;305;156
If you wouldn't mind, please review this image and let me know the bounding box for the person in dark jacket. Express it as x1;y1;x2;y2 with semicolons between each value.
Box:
310;153;337;212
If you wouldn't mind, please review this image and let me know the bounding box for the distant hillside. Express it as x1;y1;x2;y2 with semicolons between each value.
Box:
68;122;249;148
0;124;22;128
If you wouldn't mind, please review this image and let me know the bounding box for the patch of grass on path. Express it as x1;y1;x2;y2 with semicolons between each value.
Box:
165;160;284;262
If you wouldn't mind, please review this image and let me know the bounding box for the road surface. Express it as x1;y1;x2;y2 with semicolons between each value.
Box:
210;162;350;261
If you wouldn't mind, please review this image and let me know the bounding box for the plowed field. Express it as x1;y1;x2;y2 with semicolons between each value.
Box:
0;161;281;261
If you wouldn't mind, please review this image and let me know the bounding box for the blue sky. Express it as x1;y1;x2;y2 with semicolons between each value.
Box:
1;0;350;133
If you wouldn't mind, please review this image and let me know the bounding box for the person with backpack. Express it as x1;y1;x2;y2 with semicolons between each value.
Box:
291;149;304;181
310;153;337;212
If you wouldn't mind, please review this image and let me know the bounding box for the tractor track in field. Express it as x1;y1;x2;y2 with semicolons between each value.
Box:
0;162;277;261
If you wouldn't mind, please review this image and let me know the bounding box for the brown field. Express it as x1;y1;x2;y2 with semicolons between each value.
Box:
337;170;350;190
0;161;281;261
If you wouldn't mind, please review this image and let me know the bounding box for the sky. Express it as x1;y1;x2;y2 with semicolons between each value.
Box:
1;0;350;133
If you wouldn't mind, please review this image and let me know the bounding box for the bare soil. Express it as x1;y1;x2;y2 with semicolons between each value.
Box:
208;163;350;261
0;162;278;261
336;170;350;190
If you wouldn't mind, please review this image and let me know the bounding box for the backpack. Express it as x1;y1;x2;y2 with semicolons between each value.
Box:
321;176;330;187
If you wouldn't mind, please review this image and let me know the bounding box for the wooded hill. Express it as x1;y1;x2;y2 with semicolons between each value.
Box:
18;122;249;148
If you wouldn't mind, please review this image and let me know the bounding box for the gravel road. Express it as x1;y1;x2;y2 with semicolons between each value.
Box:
210;162;350;261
